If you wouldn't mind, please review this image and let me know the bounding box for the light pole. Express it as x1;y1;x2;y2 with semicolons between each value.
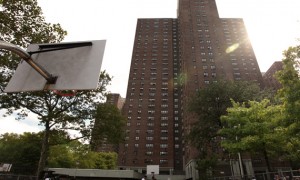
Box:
234;124;244;179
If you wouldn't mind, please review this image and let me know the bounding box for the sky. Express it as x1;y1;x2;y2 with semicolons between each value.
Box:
1;0;300;135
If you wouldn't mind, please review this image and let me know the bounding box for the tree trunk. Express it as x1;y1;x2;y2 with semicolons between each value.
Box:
36;121;50;180
263;145;271;173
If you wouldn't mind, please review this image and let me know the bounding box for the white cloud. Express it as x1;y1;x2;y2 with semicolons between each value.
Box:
0;110;43;135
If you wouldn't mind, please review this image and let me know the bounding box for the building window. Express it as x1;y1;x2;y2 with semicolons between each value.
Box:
146;151;153;155
160;152;168;156
160;144;168;148
161;137;168;140
146;137;154;141
147;123;154;126
161;111;168;114
146;144;153;148
147;130;154;134
160;159;168;164
161;123;168;127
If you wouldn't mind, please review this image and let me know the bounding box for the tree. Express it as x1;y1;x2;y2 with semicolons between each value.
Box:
0;132;118;174
49;141;118;169
0;1;112;179
187;80;262;178
0;132;42;175
90;103;126;151
94;152;118;169
276;45;300;165
219;99;285;172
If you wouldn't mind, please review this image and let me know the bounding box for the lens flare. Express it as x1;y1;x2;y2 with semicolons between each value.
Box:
226;43;240;54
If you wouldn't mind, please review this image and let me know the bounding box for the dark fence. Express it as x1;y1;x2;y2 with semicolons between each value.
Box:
208;169;300;180
0;174;37;180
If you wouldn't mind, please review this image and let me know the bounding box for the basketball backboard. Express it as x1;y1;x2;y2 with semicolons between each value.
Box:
4;40;106;92
146;165;159;175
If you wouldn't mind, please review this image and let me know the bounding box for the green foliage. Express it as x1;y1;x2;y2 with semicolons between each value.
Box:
94;152;118;169
0;132;42;175
196;156;218;180
48;141;80;168
219;99;287;171
219;100;285;154
275;45;300;164
187;80;262;175
188;81;261;151
90;103;126;151
48;142;118;169
276;45;300;124
0;132;118;174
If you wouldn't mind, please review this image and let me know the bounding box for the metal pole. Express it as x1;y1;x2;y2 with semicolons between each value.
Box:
238;152;244;179
0;41;57;84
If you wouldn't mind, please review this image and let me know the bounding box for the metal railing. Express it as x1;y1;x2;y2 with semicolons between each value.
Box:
0;174;37;180
207;169;300;180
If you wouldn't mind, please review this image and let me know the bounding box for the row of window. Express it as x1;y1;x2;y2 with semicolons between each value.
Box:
126;122;178;127
127;116;177;121
127;109;179;116
124;144;180;148
130;92;169;96
145;151;168;155
125;129;181;134
125;136;169;141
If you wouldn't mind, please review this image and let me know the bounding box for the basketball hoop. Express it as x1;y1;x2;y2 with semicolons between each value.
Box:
4;40;106;93
52;90;77;97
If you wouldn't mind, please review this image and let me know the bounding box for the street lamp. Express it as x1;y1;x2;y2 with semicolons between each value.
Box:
234;124;244;179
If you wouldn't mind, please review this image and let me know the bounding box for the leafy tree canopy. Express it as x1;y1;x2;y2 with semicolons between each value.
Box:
187;80;262;149
0;132;118;175
187;80;263;176
275;45;300;164
90;103;126;151
219;100;285;154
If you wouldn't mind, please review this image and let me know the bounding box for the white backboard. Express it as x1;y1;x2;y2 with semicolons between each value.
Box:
5;40;106;92
146;165;159;175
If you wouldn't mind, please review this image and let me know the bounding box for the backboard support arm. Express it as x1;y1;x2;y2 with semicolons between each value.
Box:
28;42;93;55
0;41;57;84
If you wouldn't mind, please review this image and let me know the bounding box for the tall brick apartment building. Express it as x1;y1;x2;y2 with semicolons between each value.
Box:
117;0;264;179
263;61;283;90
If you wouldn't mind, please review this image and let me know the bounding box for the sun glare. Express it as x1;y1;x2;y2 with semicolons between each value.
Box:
244;15;300;71
241;1;300;71
217;0;300;71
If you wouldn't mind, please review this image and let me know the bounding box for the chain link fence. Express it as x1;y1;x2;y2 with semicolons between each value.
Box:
0;174;37;180
207;170;300;180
